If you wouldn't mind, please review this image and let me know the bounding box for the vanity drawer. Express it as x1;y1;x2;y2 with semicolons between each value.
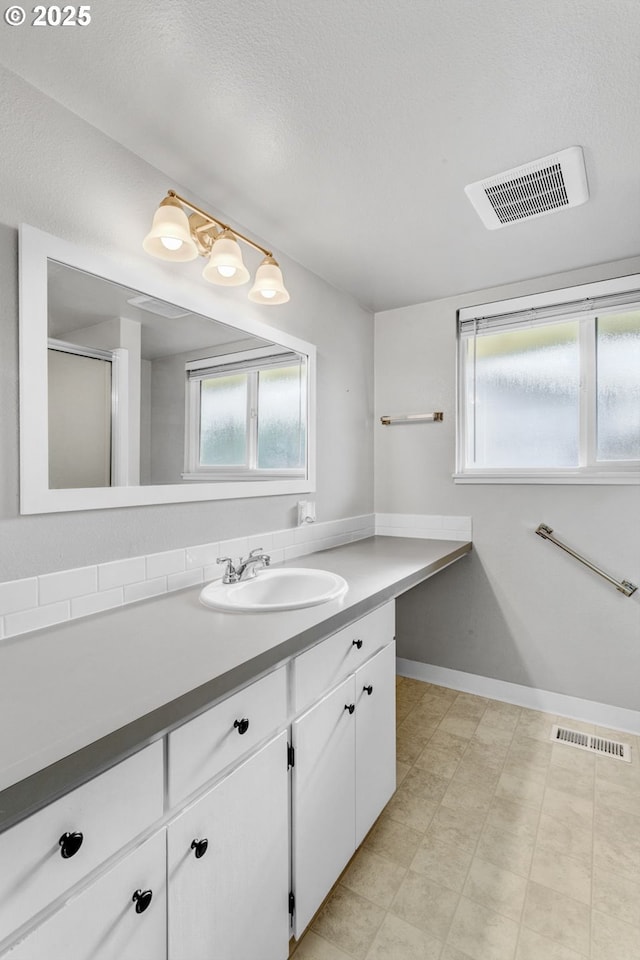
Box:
293;601;395;713
0;741;163;945
1;829;167;960
167;665;288;807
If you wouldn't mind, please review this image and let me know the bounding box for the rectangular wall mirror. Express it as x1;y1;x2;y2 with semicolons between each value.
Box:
19;225;316;513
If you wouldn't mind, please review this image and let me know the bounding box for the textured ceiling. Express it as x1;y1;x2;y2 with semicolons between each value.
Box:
1;0;639;311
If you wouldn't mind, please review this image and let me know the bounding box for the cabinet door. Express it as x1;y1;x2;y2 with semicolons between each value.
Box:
291;675;356;938
355;641;396;846
167;732;289;960
1;831;166;960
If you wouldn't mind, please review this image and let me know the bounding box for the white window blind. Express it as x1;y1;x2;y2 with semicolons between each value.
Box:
458;287;640;338
186;350;302;381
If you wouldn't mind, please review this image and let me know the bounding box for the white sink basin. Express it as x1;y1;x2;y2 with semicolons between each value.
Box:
199;568;348;613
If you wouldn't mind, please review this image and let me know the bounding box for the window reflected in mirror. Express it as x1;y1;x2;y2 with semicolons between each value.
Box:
184;349;307;479
46;260;306;489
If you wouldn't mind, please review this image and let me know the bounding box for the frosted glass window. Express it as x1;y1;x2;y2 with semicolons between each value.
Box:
185;351;308;478
466;322;580;467
458;283;640;479
199;374;248;466
596;312;640;461
257;365;306;469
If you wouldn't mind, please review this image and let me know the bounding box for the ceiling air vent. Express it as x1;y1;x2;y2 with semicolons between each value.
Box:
465;146;588;229
550;725;631;763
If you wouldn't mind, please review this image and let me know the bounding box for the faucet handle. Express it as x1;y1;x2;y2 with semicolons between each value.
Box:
216;557;237;583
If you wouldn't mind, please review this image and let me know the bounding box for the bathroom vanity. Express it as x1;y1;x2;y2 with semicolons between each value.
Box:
0;536;470;959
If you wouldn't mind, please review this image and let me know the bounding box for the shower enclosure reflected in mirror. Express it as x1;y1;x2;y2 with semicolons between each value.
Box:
19;226;316;514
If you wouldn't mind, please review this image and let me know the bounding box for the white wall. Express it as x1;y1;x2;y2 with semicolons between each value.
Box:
0;66;374;580
375;257;640;713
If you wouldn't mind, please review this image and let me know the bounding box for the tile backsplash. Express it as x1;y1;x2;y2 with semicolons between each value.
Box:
0;513;471;640
375;513;472;541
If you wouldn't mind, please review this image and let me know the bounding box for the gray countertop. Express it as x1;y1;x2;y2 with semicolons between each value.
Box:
0;536;470;832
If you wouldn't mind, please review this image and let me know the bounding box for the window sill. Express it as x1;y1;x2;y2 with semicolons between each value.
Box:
182;471;306;482
453;472;640;485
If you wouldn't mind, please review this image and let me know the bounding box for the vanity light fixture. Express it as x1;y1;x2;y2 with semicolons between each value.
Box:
143;191;290;304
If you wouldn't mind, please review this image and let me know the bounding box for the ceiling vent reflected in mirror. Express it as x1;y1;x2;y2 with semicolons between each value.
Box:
143;192;290;305
465;146;589;229
126;295;191;319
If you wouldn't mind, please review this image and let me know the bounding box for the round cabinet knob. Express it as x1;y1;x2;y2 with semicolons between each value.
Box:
58;831;83;859
363;684;374;695
132;889;153;914
352;639;363;650
191;838;209;859
233;717;250;735
344;703;355;715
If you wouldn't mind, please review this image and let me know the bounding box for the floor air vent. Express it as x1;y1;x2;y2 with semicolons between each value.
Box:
551;725;631;763
465;146;588;229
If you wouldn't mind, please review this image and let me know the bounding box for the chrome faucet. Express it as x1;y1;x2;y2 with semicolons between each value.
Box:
217;548;271;584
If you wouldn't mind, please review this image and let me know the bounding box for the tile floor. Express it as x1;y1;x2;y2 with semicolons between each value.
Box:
291;676;640;960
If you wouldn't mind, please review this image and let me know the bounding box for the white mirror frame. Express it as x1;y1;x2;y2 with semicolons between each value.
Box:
19;224;316;514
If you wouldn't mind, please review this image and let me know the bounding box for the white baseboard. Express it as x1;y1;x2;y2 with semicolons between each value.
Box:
396;658;640;737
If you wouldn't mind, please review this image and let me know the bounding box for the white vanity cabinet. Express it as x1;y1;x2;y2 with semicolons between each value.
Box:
0;742;164;947
167;732;289;960
165;666;289;959
290;603;396;937
0;600;400;956
2;830;167;960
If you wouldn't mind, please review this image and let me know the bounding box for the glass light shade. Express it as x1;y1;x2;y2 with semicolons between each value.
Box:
202;230;250;286
248;256;290;305
143;199;198;262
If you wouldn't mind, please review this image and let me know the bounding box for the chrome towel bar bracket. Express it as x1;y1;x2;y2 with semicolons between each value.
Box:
535;524;637;598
